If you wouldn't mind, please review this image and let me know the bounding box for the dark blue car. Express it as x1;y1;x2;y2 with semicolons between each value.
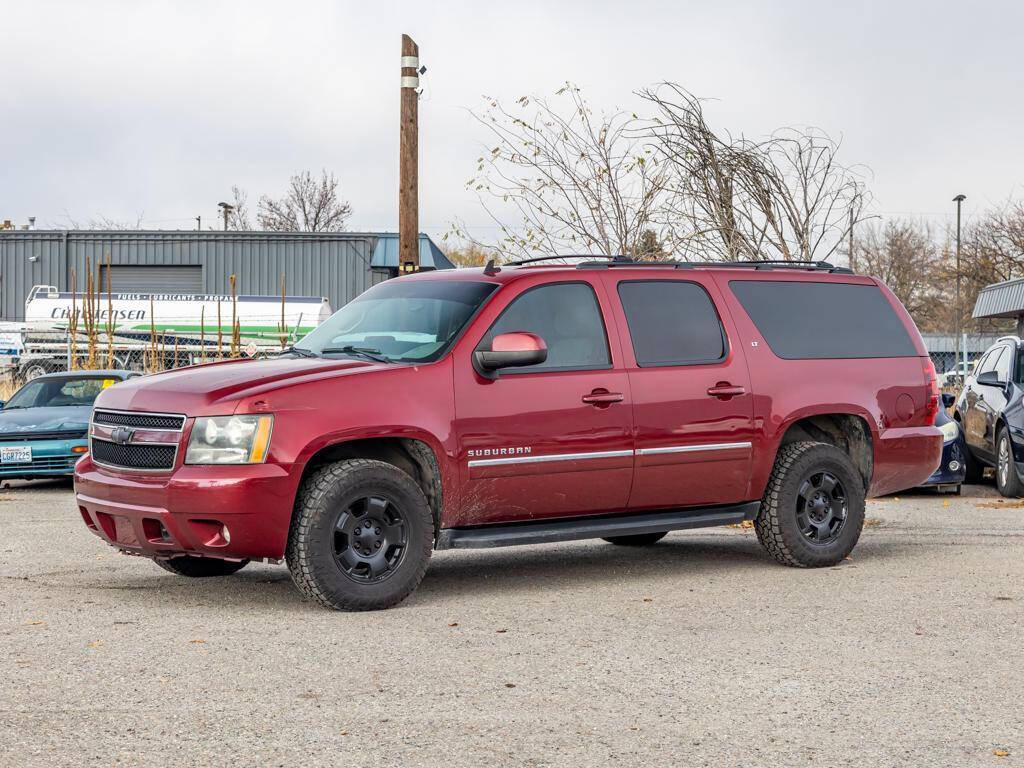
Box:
0;370;137;481
922;393;967;493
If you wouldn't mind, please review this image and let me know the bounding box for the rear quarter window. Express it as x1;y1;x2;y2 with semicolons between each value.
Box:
728;280;918;359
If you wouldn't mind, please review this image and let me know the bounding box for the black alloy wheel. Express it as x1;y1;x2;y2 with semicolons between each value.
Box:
795;471;848;546
332;495;408;583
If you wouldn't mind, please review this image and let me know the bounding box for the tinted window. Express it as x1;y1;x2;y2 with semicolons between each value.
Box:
729;280;918;359
618;281;726;366
480;283;610;371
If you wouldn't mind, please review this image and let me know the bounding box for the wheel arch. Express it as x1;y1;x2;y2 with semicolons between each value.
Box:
774;411;874;491
293;435;444;541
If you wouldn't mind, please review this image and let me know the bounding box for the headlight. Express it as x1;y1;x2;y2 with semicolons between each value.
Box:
939;420;960;442
185;415;273;464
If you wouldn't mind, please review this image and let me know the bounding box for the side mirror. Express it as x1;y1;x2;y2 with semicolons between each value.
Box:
941;393;955;408
474;332;547;376
977;370;1005;388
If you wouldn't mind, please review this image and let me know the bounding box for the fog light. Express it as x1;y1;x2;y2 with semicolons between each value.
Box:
949;460;961;472
221;524;231;544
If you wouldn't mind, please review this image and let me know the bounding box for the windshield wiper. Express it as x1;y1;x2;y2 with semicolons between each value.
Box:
320;345;392;363
281;345;319;358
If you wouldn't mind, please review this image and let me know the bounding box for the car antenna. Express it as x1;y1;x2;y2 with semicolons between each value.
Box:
483;259;501;276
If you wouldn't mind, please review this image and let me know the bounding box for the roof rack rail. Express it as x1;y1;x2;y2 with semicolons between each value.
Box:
574;258;853;274
507;254;633;266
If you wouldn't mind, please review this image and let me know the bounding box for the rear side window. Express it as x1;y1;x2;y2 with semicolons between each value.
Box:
729;280;918;359
617;281;726;366
480;282;610;371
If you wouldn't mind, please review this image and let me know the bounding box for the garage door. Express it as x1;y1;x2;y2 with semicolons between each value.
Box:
99;265;203;294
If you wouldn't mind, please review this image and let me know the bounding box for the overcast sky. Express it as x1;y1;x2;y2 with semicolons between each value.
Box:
3;0;1022;243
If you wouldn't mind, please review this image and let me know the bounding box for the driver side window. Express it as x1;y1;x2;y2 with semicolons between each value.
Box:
479;282;610;372
995;346;1012;383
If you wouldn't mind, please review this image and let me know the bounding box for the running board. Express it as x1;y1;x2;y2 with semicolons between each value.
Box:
436;501;760;550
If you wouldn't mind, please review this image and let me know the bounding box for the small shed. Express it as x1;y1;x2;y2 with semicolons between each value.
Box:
973;276;1024;336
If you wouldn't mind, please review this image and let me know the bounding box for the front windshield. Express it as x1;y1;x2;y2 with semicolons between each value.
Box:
294;279;498;363
4;376;116;409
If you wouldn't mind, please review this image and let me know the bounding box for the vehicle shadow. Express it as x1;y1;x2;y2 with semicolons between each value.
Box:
412;533;773;604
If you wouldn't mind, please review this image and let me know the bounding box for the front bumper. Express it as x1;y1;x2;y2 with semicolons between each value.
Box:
74;455;300;560
0;437;86;479
922;437;967;487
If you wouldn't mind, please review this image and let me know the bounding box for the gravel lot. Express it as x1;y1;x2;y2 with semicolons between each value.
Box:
1;479;1021;767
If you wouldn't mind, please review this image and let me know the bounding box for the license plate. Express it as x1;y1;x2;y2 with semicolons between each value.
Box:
0;446;32;464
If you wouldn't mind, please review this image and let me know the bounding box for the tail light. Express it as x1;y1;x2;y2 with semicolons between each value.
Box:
923;357;940;423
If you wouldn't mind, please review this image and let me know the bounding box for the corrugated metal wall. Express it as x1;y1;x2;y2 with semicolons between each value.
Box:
0;231;397;321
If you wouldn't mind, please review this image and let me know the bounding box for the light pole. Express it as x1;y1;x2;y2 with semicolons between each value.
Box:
217;202;235;231
953;194;966;376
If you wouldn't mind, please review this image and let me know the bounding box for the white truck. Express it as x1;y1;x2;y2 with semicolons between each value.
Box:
5;286;333;379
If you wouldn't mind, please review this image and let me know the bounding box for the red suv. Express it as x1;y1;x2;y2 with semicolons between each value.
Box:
74;258;942;610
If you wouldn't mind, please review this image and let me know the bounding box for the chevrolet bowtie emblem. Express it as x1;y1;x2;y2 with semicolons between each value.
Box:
110;427;135;445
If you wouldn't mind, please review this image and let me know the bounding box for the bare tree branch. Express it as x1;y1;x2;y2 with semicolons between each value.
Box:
257;170;352;232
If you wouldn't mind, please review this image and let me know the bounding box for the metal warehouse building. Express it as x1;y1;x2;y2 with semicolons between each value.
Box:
0;230;454;321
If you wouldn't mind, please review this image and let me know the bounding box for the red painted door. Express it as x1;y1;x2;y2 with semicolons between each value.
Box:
452;277;633;526
602;274;755;510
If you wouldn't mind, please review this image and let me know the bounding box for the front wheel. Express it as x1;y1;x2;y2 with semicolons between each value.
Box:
996;428;1023;497
754;441;865;568
286;459;433;611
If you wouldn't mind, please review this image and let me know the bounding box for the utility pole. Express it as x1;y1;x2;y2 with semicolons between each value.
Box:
399;34;420;273
953;194;966;376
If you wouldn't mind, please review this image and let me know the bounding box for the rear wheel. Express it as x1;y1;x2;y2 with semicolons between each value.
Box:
286;459;433;611
602;532;667;546
155;556;249;577
754;441;865;568
996;427;1023;497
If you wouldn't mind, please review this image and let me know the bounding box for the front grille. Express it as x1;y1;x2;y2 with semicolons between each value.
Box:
92;439;177;470
0;456;78;471
93;410;185;431
0;430;87;442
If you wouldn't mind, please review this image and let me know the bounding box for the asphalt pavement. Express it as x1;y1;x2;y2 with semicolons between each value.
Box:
1;479;1021;767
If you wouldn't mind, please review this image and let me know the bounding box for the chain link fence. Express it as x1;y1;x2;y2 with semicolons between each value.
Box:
0;327;288;400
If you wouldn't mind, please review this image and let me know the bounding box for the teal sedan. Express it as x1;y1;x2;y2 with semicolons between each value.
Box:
0;371;138;481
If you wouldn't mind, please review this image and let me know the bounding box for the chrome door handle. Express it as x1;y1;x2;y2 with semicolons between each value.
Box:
582;390;623;407
707;383;746;399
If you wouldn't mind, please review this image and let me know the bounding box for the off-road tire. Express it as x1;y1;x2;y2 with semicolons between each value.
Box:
995;427;1024;497
754;441;865;568
155;556;249;577
286;459;433;611
602;532;668;546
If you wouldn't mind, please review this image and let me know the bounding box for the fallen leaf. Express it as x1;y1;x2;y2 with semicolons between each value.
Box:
994;748;1010;757
448;622;459;627
25;620;44;626
189;639;206;644
642;598;653;603
942;501;950;507
87;640;103;649
496;628;508;633
995;596;1013;601
864;518;883;527
504;683;516;688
